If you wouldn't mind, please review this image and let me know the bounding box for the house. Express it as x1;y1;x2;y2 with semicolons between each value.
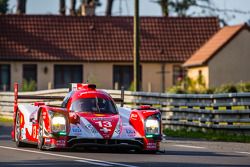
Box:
184;24;250;88
0;15;219;92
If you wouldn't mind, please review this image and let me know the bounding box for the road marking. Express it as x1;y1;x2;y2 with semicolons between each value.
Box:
0;135;10;138
75;160;113;166
13;163;59;166
0;145;139;167
235;151;250;155
173;144;206;149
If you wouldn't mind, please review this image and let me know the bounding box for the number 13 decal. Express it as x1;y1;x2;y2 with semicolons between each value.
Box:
95;121;112;128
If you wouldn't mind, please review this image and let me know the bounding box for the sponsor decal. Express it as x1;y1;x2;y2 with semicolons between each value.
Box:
72;126;82;133
92;117;113;121
33;126;36;139
114;127;121;135
130;113;138;120
56;140;66;147
86;124;99;134
95;121;112;134
44;138;51;144
71;126;82;136
125;129;136;137
146;142;157;149
100;127;111;134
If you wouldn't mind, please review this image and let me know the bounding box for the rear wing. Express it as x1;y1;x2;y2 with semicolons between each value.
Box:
14;83;124;107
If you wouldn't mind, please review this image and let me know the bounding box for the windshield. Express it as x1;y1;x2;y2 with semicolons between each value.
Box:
70;98;118;114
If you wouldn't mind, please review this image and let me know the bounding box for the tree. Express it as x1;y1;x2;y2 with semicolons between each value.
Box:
82;0;101;6
70;0;76;16
78;0;101;16
155;0;209;16
106;0;114;16
0;0;8;14
59;0;66;15
154;0;250;25
16;0;26;14
158;0;169;16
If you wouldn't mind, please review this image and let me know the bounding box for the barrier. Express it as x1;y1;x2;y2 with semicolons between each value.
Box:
1;89;250;133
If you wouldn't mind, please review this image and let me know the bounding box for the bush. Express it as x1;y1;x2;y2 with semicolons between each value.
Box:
237;82;250;92
214;83;238;93
128;81;134;91
167;85;185;94
167;75;206;94
22;79;36;91
167;77;250;94
205;87;215;94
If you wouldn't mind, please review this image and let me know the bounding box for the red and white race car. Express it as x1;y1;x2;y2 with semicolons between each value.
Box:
12;83;162;152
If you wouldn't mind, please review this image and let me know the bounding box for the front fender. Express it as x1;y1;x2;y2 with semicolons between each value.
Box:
37;106;70;136
129;107;162;138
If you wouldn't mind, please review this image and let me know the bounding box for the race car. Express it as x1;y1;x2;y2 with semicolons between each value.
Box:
12;83;162;152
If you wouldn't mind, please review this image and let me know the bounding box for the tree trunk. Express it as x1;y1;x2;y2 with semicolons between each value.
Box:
59;0;66;15
160;0;169;16
105;0;114;16
70;0;76;16
16;0;26;14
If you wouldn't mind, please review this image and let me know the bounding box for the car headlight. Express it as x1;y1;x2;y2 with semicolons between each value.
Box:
51;114;66;134
145;116;160;136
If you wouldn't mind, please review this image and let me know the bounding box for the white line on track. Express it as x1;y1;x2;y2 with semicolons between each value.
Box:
0;135;10;138
0;145;139;167
172;144;206;149
12;163;59;166
235;151;250;155
75;160;113;166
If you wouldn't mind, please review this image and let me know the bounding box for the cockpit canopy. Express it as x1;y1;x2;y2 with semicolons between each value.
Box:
70;97;118;114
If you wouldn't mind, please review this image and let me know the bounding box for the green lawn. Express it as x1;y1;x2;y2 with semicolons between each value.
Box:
164;128;250;143
0;116;13;125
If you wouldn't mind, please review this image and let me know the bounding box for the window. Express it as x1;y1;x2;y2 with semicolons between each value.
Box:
198;70;202;76
113;65;142;90
23;64;37;83
173;65;185;85
54;65;83;88
70;98;118;114
61;91;75;108
0;64;10;91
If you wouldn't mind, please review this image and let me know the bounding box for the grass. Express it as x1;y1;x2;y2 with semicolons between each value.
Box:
164;128;250;143
0;116;13;125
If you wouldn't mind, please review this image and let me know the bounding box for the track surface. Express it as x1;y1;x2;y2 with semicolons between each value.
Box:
0;125;250;167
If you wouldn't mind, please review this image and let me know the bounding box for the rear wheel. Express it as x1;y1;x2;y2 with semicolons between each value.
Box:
15;111;26;147
38;113;45;150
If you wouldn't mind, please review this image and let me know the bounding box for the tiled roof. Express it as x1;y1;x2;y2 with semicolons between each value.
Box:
0;15;219;62
184;24;246;67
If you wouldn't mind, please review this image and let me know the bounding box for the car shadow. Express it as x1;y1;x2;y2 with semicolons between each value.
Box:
0;159;249;167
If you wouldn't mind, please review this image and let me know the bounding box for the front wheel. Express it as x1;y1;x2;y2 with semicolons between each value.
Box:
38;113;45;150
15;111;26;147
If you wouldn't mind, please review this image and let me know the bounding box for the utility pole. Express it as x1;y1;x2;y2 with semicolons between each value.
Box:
133;0;140;91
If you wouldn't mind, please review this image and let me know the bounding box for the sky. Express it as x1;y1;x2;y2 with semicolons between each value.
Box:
8;0;250;25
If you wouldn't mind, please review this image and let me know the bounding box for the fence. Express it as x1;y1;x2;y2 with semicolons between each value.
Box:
1;89;250;134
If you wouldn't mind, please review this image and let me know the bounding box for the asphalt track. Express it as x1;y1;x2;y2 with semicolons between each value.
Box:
0;125;250;167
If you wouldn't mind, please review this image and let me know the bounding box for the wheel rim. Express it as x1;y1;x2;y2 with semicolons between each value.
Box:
15;113;20;142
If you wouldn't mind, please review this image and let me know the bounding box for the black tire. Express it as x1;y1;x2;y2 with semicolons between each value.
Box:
38;113;45;150
15;111;26;147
